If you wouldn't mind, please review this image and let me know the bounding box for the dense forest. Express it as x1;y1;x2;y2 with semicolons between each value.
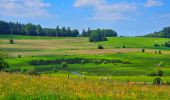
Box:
0;20;118;37
0;20;79;37
144;27;170;38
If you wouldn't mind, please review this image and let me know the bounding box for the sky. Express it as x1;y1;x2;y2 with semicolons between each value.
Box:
0;0;170;36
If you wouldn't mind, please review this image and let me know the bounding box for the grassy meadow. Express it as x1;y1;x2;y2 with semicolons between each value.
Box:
1;72;170;100
1;35;170;99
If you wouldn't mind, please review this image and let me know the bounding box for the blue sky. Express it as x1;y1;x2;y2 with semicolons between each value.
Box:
0;0;170;36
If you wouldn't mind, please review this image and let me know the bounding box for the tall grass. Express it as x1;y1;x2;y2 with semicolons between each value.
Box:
0;72;170;100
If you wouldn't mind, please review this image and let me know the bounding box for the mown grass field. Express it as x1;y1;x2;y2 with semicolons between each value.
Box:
1;35;170;99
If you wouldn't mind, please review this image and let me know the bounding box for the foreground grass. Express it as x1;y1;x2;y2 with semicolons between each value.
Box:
0;72;170;100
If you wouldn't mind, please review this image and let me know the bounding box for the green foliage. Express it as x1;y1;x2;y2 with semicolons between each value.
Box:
0;20;10;34
61;62;67;69
123;45;126;48
9;39;15;44
30;58;123;66
159;50;161;54
145;27;170;38
164;41;170;47
0;58;9;71
153;77;162;85
142;48;145;53
98;45;104;49
18;55;22;58
89;30;107;42
0;20;79;37
155;70;163;77
0;50;9;59
27;68;39;75
154;44;160;47
82;28;117;37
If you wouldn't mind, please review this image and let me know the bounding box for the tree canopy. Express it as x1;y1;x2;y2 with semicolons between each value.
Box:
81;28;117;37
89;29;108;42
144;27;170;38
0;20;79;37
0;20;118;38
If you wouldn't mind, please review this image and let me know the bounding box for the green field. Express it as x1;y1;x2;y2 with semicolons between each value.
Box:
1;35;170;99
1;35;170;79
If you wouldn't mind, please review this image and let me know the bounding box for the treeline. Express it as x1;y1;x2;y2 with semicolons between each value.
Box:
144;27;170;38
0;20;79;37
30;58;126;66
81;28;117;37
0;20;118;37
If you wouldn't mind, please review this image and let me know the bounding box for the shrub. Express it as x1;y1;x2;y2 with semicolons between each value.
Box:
153;77;162;85
18;55;21;58
53;68;58;72
95;60;101;65
123;45;126;48
98;45;104;49
154;44;159;47
0;58;9;71
164;41;170;47
81;59;85;64
155;70;163;77
61;62;67;69
9;39;15;44
142;48;145;53
149;70;163;77
27;69;39;75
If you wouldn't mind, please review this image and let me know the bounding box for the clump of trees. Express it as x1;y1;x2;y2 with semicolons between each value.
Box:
30;58;125;66
81;28;117;37
145;26;170;38
0;58;9;71
0;50;9;71
0;20;79;37
89;29;108;42
0;20;119;38
164;41;170;47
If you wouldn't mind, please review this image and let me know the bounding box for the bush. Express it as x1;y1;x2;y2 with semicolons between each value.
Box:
98;45;104;49
18;54;21;58
154;44;160;47
123;45;126;48
153;77;162;85
9;39;15;44
27;69;39;75
0;58;9;71
142;48;145;53
164;41;170;47
61;62;67;69
155;70;163;77
149;70;163;77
